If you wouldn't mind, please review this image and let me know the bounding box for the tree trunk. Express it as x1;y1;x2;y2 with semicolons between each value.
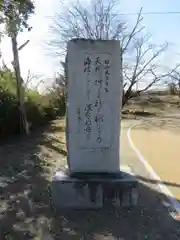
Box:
11;34;29;135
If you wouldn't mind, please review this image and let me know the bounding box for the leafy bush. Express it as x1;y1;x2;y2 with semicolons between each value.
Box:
0;89;20;136
0;68;66;138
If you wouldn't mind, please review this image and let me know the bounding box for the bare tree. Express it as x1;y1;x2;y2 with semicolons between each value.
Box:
121;35;178;105
23;70;45;92
168;69;180;96
47;0;177;106
48;0;142;54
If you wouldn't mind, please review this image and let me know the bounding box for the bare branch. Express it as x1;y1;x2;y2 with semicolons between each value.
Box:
48;0;179;106
47;0;125;54
24;70;45;92
122;7;144;53
134;43;168;81
18;39;30;51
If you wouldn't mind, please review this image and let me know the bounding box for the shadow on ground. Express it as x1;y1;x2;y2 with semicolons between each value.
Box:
0;120;180;239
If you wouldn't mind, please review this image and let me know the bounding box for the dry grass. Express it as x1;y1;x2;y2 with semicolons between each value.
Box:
124;94;180;117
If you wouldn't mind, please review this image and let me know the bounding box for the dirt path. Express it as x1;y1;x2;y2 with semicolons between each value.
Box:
0;119;67;240
130;117;180;205
0;118;180;239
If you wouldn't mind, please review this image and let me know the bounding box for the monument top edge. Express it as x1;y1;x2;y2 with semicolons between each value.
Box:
68;38;120;43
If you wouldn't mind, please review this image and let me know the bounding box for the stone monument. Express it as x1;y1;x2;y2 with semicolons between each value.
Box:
51;39;138;208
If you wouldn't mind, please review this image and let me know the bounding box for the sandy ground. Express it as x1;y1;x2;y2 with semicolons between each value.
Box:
131;117;180;201
0;118;180;239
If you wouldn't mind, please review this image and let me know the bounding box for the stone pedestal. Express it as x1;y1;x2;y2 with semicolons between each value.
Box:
51;40;138;210
51;165;138;209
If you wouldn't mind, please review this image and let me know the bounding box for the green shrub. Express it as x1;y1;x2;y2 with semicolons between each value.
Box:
0;89;20;136
0;68;66;138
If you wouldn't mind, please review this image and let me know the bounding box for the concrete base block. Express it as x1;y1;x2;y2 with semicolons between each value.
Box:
51;165;138;209
51;170;103;209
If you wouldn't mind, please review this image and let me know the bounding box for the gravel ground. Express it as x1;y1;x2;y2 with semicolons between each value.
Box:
0;118;180;239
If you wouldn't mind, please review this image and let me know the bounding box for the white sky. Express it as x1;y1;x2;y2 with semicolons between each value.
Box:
1;0;180;91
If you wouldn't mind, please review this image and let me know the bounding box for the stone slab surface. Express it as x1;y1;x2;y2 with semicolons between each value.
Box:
67;39;122;173
51;165;138;209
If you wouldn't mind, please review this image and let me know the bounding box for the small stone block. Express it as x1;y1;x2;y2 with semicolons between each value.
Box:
131;187;138;206
51;171;103;209
121;190;130;206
